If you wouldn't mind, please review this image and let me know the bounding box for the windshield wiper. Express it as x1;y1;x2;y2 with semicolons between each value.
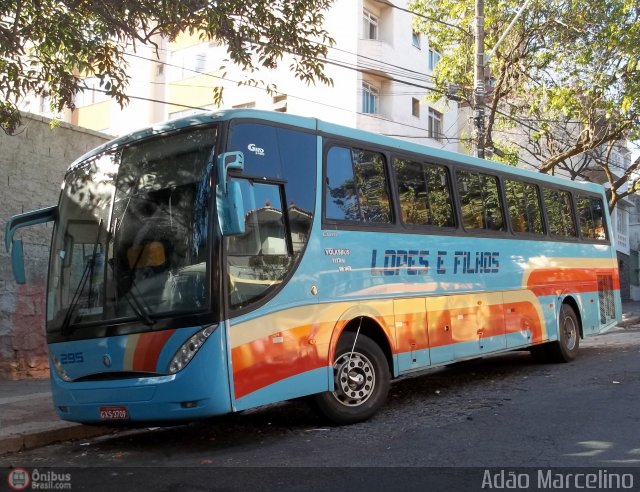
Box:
121;279;156;326
60;219;103;336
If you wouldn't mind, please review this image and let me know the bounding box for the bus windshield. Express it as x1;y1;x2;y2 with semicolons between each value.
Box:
46;127;217;337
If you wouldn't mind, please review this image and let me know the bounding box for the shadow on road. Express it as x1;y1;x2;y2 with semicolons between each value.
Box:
77;350;551;455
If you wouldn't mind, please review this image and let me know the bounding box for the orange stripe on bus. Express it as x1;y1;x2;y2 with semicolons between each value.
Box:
395;300;544;353
527;268;619;296
232;297;546;399
132;330;175;372
231;324;328;399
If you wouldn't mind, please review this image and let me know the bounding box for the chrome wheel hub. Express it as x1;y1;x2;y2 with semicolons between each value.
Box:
331;351;376;407
562;315;578;351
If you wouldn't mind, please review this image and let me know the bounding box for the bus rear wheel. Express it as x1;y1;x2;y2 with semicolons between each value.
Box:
531;304;580;363
313;332;390;425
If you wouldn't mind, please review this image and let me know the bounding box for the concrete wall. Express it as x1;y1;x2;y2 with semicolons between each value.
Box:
0;113;110;379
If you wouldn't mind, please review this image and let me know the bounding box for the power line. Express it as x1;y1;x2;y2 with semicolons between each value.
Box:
124;50;442;96
123;36;437;87
88;53;608;154
373;0;472;36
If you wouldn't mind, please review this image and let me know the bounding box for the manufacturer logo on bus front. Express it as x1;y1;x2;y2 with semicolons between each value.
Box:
247;143;265;156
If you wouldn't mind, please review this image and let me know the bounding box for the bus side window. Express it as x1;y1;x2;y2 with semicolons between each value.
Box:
325;146;391;224
456;170;504;231
504;179;544;234
543;188;577;238
393;158;455;227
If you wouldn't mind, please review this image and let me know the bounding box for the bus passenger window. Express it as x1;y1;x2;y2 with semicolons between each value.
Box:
504;180;543;234
393;158;454;227
543;188;577;238
577;195;607;241
456;170;504;231
325;146;391;224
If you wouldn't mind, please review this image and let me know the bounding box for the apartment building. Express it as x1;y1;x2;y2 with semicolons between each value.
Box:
39;0;459;149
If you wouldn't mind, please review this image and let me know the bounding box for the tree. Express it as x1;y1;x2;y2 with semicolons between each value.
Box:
410;0;640;211
0;0;334;134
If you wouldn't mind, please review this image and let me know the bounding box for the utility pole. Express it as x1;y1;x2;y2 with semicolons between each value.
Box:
473;0;534;160
474;0;486;159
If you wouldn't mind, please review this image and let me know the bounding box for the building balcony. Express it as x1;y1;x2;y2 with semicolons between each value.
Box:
357;39;396;78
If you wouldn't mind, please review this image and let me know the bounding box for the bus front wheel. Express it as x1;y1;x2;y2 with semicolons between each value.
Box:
313;332;390;425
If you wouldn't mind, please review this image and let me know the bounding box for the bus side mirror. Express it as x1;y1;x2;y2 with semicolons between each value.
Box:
221;180;245;236
11;239;26;284
5;205;57;284
216;151;245;236
216;151;244;195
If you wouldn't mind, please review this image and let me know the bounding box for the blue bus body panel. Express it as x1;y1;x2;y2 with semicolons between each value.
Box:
49;325;232;423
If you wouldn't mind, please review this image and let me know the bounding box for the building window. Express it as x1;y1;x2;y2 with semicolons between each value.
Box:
412;31;421;48
428;48;440;71
74;77;110;107
617;209;626;234
412;98;420;117
362;82;379;114
363;10;378;40
195;52;208;72
168;44;213;80
428;108;442;141
611;152;621;170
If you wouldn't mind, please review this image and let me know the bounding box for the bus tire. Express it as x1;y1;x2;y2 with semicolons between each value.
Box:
530;304;581;363
550;303;580;362
313;332;390;425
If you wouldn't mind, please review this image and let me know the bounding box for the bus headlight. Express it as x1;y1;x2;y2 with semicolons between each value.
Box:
51;354;72;382
168;325;215;374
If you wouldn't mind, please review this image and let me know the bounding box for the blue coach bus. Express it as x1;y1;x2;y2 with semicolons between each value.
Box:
5;110;621;425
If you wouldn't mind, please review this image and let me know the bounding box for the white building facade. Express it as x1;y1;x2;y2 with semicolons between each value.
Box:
41;1;459;151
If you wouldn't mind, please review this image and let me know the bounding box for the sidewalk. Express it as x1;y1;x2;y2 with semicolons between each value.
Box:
619;299;640;326
1;300;640;456
0;379;113;455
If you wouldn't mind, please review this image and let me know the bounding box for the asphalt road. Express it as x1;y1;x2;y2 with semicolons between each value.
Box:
2;326;639;491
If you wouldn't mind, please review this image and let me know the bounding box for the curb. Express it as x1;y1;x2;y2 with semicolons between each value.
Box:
0;425;115;456
617;315;640;328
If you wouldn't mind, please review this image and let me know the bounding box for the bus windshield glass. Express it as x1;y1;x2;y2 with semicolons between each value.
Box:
46;127;217;337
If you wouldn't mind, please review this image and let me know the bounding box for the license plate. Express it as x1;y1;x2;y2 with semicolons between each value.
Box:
99;406;129;420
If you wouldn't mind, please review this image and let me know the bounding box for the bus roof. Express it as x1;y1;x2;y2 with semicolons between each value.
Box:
68;109;605;195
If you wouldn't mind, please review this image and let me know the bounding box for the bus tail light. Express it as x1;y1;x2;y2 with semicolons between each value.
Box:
168;325;215;374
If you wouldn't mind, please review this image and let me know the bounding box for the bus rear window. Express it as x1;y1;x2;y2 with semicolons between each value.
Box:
577;195;607;241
